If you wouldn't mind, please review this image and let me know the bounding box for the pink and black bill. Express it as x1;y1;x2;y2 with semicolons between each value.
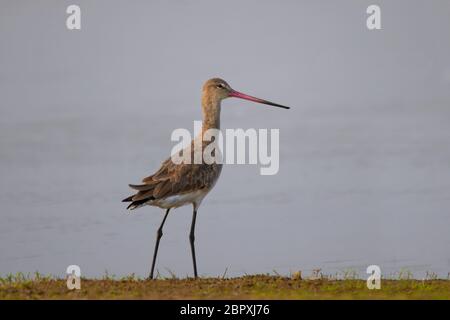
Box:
229;90;290;109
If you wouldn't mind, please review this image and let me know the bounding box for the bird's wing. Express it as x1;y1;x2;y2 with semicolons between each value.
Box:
123;156;221;209
144;157;220;198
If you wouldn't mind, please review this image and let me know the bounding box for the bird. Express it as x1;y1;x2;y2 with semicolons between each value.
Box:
123;78;290;279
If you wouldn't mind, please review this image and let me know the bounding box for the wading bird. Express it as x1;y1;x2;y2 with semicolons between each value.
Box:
123;78;289;279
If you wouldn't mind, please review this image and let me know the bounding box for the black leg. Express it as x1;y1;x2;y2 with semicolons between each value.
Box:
189;207;198;278
149;208;170;280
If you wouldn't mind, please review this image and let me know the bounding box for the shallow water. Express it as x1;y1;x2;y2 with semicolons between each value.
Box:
1;104;449;279
1;1;450;279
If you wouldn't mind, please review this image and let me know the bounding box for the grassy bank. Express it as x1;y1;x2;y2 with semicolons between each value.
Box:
1;274;449;299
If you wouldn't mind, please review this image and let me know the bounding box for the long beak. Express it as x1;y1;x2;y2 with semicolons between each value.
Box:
229;89;290;109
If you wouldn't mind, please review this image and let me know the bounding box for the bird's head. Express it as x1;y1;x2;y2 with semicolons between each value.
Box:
202;78;290;109
202;78;233;101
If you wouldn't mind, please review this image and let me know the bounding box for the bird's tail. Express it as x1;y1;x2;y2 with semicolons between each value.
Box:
122;183;156;210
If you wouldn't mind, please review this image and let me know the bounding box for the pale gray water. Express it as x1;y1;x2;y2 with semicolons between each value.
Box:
1;1;449;279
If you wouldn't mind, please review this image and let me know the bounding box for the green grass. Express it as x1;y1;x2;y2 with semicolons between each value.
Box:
1;272;449;299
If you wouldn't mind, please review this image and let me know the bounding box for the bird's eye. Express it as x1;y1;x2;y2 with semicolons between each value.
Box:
216;84;224;89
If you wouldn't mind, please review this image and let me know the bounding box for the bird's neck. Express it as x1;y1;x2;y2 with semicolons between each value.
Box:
201;95;221;132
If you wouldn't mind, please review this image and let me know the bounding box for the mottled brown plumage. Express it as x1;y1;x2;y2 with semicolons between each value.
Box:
124;140;222;210
123;79;229;210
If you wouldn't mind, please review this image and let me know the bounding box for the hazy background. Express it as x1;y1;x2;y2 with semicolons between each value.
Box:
1;0;449;279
